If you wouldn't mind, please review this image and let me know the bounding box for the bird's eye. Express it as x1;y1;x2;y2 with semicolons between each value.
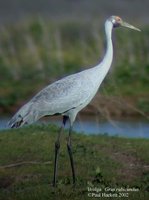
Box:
116;17;121;22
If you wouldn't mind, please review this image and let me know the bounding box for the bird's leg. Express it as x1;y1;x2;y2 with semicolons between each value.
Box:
67;125;76;185
52;116;68;187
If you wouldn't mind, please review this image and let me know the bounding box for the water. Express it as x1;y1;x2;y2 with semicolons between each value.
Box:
0;116;149;138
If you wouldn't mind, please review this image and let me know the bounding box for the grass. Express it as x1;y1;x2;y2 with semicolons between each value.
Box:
0;125;149;199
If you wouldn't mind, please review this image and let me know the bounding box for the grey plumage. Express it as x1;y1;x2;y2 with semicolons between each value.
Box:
8;67;99;128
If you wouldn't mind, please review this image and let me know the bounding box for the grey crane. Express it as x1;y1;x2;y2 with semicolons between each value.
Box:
8;16;140;186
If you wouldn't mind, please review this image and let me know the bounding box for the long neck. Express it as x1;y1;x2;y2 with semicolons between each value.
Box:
93;20;113;83
101;20;113;67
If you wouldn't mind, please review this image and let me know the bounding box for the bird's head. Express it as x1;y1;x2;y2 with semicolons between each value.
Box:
109;16;141;31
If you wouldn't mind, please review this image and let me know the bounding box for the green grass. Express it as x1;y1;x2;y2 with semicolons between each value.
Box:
0;125;149;199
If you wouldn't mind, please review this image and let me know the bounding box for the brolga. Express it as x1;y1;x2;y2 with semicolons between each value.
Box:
9;16;140;187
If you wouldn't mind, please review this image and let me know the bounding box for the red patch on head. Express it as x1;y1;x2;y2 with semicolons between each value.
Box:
115;16;121;21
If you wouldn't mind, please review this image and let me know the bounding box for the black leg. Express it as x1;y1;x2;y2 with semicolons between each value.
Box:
67;126;76;185
52;116;68;187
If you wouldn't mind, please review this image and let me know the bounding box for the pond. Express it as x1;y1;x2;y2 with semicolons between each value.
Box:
0;116;149;138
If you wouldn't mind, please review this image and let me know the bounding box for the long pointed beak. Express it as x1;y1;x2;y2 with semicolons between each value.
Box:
121;21;141;32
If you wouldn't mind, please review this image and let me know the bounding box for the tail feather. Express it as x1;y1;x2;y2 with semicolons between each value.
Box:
9;115;23;128
8;113;29;128
8;103;35;128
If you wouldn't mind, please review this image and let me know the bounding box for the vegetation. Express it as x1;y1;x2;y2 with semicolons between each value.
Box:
0;19;149;116
0;125;149;200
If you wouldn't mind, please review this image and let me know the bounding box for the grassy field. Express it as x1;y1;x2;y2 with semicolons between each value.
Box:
0;125;149;199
